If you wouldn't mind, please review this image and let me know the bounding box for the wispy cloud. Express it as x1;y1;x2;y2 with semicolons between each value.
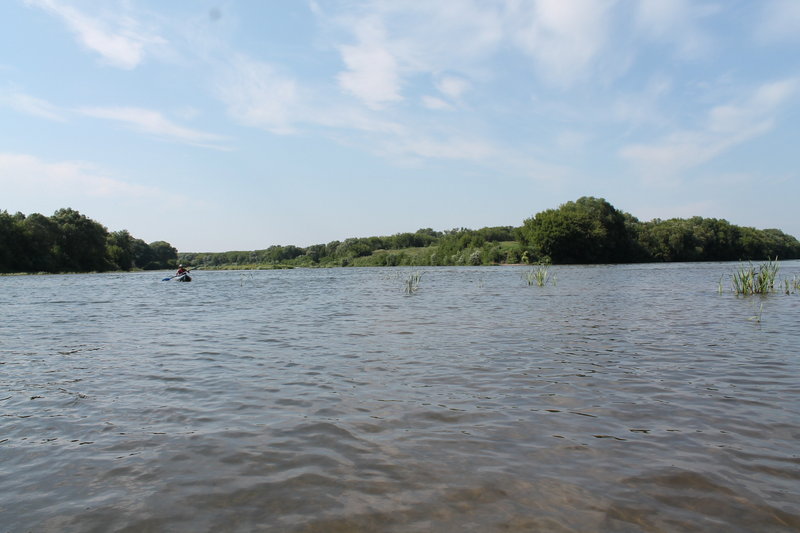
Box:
325;2;503;107
378;134;499;162
620;79;798;179
336;15;402;109
421;95;453;111
507;0;616;86
0;88;65;121
0;152;164;199
78;106;229;149
612;75;673;129
634;0;718;59
24;0;167;69
755;0;800;44
436;75;470;100
421;75;470;110
215;54;301;135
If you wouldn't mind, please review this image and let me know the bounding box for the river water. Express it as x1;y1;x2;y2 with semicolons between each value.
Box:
1;263;799;532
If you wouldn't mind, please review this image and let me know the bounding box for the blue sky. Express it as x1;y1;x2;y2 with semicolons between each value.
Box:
2;0;799;252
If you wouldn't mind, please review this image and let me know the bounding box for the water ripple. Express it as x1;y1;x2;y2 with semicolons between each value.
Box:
1;265;799;531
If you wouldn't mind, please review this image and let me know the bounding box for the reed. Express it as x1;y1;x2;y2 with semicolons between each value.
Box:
404;271;423;294
731;258;779;295
523;264;553;287
748;301;764;323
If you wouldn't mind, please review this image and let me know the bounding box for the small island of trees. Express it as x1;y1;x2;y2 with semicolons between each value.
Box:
2;198;799;274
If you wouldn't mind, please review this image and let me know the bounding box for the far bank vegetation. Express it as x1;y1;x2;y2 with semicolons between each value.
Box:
178;197;800;269
3;198;798;274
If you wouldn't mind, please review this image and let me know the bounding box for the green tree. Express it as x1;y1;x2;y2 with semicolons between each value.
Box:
0;211;26;272
148;241;178;269
130;238;155;269
22;213;59;272
106;230;135;270
519;197;632;263
51;208;110;272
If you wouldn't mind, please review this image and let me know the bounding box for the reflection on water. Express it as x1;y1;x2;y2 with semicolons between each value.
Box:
1;263;799;532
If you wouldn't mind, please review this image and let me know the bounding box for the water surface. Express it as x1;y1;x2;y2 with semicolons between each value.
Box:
2;263;799;532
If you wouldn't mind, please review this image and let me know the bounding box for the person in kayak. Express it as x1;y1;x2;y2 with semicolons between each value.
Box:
175;264;190;276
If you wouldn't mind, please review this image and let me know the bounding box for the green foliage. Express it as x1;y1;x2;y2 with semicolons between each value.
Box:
731;258;780;295
634;218;800;263
107;230;134;270
523;264;554;287
519;197;632;264
0;208;176;273
179;198;799;269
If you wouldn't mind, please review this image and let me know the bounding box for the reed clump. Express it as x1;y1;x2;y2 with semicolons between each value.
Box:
523;264;555;287
404;271;422;294
784;274;800;295
731;258;779;295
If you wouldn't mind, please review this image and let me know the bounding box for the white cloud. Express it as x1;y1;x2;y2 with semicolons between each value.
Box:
24;0;167;69
634;0;717;59
620;79;798;179
325;2;503;108
336;16;402;108
436;75;470;100
0;88;65;121
215;55;301;135
507;0;616;86
612;75;673;128
78;106;228;149
755;0;800;43
0;152;163;199
421;96;453;111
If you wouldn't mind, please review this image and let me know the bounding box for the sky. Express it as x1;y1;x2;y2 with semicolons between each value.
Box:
1;0;799;252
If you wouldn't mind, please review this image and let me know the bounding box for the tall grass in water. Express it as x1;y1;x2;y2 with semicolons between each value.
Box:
523;264;554;287
404;271;422;294
749;301;764;323
731;258;779;295
785;274;800;295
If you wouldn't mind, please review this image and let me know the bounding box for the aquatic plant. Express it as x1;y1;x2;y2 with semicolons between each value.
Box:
239;272;255;286
523;264;554;287
748;301;764;323
787;274;800;295
404;271;423;294
730;258;779;295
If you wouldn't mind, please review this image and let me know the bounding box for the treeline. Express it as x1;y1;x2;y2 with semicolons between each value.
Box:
180;197;800;268
179;226;519;268
5;199;797;273
0;208;178;273
519;197;800;263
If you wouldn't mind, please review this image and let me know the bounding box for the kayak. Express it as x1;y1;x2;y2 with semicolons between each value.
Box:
161;270;194;282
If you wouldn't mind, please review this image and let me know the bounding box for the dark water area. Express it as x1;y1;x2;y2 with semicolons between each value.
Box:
2;263;799;532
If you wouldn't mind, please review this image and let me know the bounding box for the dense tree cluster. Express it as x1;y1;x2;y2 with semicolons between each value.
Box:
519;197;800;264
518;197;634;263
0;208;177;273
